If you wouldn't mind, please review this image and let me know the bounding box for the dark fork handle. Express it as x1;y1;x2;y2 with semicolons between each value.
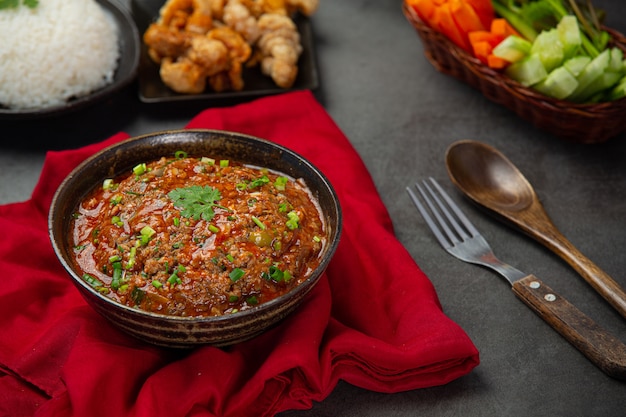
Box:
512;275;626;381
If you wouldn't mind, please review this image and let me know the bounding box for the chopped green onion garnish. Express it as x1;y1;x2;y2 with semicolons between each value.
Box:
111;261;123;290
228;295;239;303
111;216;123;227
313;235;321;242
126;246;137;269
201;157;215;165
140;225;156;245
102;178;114;190
219;160;229;168
152;280;163;289
110;194;123;205
82;273;103;288
226;254;235;263
229;268;244;282
252;216;266;230
274;176;288;190
208;224;220;233
175;150;188;159
248;175;269;189
133;163;147;176
246;296;258;305
286;211;299;230
168;272;182;286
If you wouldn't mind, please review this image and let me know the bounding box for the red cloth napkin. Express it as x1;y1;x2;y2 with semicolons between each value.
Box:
0;90;478;417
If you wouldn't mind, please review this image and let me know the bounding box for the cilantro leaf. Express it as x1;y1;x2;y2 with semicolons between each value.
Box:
168;185;227;221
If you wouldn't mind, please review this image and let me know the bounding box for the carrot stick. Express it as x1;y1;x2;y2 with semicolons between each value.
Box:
406;0;436;24
471;40;493;64
435;3;470;51
463;0;494;29
487;54;509;69
450;0;486;34
491;18;522;37
468;30;505;47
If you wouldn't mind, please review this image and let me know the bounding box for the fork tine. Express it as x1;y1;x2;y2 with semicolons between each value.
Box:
406;184;452;249
420;179;469;244
425;177;480;238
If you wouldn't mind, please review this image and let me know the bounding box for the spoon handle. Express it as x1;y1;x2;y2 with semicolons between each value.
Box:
513;275;626;380
515;208;626;319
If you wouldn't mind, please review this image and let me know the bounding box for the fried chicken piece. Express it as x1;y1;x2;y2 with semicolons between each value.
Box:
158;0;193;28
223;0;260;44
143;23;193;63
256;13;302;88
185;0;214;33
207;26;251;62
186;35;231;76
240;0;287;16
160;56;207;94
208;60;245;91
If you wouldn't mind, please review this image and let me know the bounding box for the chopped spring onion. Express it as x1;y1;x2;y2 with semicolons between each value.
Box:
219;159;229;168
248;175;269;189
140;225;156;245
111;261;123;290
111;216;123;227
102;178;115;190
286;211;299;230
252;216;266;230
208;224;220;233
229;268;245;282
133;163;147;176
175;150;188;159
82;273;103;288
274;176;288;190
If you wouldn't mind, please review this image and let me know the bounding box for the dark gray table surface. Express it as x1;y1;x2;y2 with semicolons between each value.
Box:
2;1;625;415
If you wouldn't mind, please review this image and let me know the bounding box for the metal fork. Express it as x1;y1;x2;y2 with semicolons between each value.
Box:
407;177;626;380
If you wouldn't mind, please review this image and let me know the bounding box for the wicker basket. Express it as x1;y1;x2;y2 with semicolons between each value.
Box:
402;2;626;144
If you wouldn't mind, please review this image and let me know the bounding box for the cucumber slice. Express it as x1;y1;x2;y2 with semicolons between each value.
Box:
530;29;564;72
557;15;582;59
505;54;548;87
563;56;591;77
607;76;626;100
568;49;610;101
534;66;579;100
571;71;622;102
492;35;532;63
608;47;625;73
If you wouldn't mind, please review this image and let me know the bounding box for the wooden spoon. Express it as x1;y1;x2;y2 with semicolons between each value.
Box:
445;139;626;319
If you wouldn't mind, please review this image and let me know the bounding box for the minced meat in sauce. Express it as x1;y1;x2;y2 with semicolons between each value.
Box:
70;152;327;317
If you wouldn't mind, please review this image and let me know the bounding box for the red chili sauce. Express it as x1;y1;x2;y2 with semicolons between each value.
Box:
70;153;327;317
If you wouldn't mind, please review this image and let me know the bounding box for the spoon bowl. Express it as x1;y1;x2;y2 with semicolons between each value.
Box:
445;141;534;212
445;140;626;319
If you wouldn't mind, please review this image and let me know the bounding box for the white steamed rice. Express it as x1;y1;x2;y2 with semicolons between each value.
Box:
0;0;120;110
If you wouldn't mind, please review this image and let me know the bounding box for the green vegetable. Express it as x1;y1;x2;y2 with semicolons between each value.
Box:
168;185;229;222
248;175;270;189
285;211;300;230
494;11;626;102
229;268;245;282
0;0;38;10
493;35;533;62
491;0;607;57
505;54;548;86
